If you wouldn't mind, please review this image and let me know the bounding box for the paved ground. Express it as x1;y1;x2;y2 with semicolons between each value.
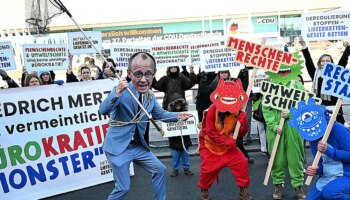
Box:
43;102;349;200
44;149;315;200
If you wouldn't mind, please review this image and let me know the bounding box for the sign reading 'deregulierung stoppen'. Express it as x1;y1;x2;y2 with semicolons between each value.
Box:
199;46;243;72
110;45;151;70
301;11;350;41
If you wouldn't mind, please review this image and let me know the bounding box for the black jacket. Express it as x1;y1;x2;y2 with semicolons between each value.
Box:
152;66;196;110
167;93;192;150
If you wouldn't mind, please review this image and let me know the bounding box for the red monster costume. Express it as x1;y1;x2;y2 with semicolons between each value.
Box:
198;79;253;200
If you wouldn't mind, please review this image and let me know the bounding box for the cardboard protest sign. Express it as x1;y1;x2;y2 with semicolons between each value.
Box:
321;62;350;101
199;46;243;72
301;11;350;41
151;43;191;67
23;44;69;71
289;98;327;141
110;45;151;69
260;81;321;111
0;42;16;71
190;41;222;65
226;37;298;73
250;69;269;93
161;111;199;137
67;31;102;55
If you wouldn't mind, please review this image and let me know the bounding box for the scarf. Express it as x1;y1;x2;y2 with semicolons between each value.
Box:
312;68;331;101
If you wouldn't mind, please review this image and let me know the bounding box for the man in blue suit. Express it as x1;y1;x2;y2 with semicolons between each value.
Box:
99;52;192;200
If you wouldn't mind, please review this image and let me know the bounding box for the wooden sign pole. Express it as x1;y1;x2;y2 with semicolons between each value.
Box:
263;80;295;185
305;99;343;185
233;38;266;139
233;67;257;139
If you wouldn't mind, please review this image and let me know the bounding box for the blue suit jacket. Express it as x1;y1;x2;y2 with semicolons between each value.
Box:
99;82;179;156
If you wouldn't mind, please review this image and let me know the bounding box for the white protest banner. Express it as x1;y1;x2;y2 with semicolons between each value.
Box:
226;37;298;73
0;42;16;71
0;80;117;200
161;111;199;137
190;41;222;65
67;31;102;55
250;69;269;93
151;43;191;67
110;45;151;69
321;62;350;101
301;11;350;41
260;81;321;111
23;44;69;71
199;46;244;72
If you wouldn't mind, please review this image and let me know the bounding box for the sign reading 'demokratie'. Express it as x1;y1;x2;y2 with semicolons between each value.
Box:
23;44;69;71
0;80;116;200
190;41;222;65
161;111;199;137
0;42;16;71
67;31;102;55
260;81;321;111
301;11;350;41
110;45;151;69
199;46;243;72
321;62;350;101
226;37;298;73
151;43;191;67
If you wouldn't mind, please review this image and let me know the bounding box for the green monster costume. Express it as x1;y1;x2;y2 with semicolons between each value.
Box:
263;52;305;188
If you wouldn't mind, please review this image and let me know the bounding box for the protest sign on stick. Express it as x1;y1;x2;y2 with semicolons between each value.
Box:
261;80;322;185
305;62;350;185
263;80;294;185
228;37;265;138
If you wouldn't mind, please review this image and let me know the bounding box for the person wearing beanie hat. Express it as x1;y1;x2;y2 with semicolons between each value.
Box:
24;73;41;87
152;65;196;110
167;93;194;177
38;70;54;85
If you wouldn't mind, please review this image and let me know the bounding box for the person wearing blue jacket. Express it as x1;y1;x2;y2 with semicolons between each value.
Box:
306;111;350;200
99;52;191;200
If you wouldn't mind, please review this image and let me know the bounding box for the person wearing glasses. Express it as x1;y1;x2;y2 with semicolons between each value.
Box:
152;65;197;110
99;52;192;200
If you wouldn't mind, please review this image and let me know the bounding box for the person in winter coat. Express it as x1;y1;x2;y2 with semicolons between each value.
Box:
299;37;350;124
0;69;19;88
195;71;217;122
152;65;196;110
38;70;55;85
67;66;95;82
167;93;194;177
